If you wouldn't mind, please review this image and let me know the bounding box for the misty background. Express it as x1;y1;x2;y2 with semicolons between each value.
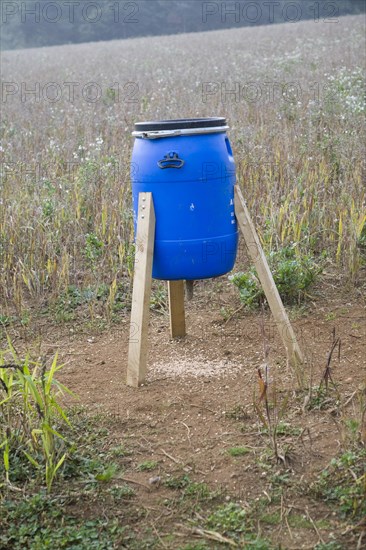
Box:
1;0;365;51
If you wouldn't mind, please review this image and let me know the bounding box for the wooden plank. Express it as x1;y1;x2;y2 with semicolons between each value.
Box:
126;192;155;387
168;280;186;338
234;186;304;382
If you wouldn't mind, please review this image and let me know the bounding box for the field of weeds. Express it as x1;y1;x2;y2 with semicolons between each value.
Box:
0;15;365;324
0;14;365;550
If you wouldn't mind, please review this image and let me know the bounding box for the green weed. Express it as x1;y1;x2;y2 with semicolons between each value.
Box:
110;444;130;457
137;460;158;472
164;474;190;490
312;446;366;519
206;502;248;535
95;463;118;482
0;340;73;491
183;481;212;500
325;312;337;321
260;421;301;437
150;282;168;313
108;484;135;499
261;511;281;525
203;502;271;547
230;246;321;309
0;494;126;549
227;446;251;457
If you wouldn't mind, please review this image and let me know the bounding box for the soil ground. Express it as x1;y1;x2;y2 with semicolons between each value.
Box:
20;273;365;549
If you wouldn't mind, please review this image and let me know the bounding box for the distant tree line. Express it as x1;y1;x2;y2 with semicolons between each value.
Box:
1;0;365;50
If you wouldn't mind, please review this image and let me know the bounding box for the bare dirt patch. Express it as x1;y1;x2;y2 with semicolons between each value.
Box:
31;276;364;549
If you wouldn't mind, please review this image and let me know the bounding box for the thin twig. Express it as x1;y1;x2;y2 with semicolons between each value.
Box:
191;527;238;547
305;507;324;544
341;390;358;409
320;328;341;391
120;477;151;490
180;421;192;447
160;448;182;464
150;522;168;549
190;403;215;414
224;303;246;326
357;531;365;550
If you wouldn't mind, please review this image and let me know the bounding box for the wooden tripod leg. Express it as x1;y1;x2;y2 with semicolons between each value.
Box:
168;280;186;338
234;186;304;379
126;192;155;387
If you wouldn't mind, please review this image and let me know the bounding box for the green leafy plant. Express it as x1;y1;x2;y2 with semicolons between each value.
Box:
0;339;74;491
84;232;104;267
150;282;168;313
0;493;126;549
260;421;301;437
164;474;190;490
313;446;366;519
183;481;212;501
108;484;135;499
230;246;321;309
0;315;14;327
136;460;158;472
206;502;248;536
227;446;251;457
94;463;118;482
358;219;366;251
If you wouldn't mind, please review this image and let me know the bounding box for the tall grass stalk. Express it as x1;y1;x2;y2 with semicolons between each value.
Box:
0;338;74;491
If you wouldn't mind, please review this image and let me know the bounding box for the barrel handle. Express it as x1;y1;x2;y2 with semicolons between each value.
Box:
158;152;185;169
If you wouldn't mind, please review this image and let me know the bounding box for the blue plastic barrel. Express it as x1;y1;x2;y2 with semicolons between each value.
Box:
131;118;238;280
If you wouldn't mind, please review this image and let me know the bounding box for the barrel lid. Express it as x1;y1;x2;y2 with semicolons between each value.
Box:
134;117;227;132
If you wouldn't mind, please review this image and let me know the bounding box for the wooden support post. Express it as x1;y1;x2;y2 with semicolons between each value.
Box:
126;192;155;387
168;280;186;338
234;186;304;382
